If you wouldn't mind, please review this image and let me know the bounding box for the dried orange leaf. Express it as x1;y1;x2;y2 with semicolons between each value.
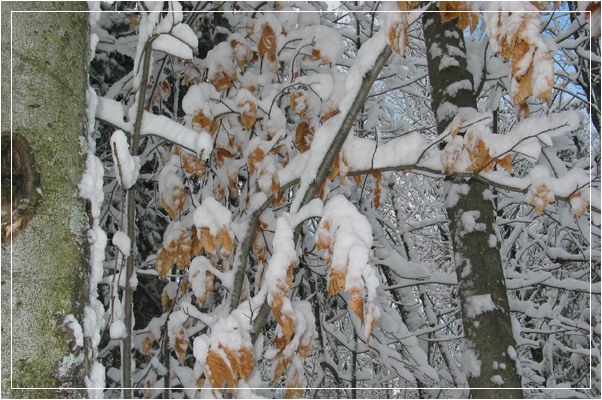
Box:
240;100;257;130
290;91;308;118
216;227;234;258
200;227;217;255
175;329;189;365
156;248;172;279
259;24;277;63
467;137;494;173
206;349;237;391
295;121;314;153
320;107;340;123
327;268;346;297
495;154;513;172
248;147;265;175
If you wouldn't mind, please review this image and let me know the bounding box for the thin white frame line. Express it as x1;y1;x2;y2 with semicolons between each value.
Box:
9;8;14;392
7;7;596;393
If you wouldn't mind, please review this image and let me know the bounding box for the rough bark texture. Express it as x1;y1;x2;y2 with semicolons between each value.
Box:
1;2;90;397
423;8;523;398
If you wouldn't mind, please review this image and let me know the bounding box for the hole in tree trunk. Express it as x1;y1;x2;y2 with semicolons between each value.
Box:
1;133;39;242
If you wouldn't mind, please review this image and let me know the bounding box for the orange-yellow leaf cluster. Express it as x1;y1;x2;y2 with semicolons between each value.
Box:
198;226;234;258
569;191;589;217
160;185;186;220
527;183;555;215
238;99;258;130
205;345;255;393
192;111;219;135
182;152;206;178
487;9;553;104
290;91;308;118
439;1;479;33
175;328;189;365
156;229;195;278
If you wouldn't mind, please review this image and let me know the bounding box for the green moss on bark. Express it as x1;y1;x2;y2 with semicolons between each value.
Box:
1;2;90;397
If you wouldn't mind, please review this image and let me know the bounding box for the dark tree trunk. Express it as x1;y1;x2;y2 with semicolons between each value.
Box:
423;7;523;398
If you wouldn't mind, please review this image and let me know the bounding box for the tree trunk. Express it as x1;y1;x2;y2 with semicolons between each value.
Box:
1;2;90;397
423;8;523;398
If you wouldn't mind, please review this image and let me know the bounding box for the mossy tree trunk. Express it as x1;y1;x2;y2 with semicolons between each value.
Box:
423;7;523;398
1;2;90;397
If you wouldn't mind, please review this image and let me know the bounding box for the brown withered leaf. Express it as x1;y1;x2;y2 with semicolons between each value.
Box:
156;248;172;279
328;153;341;181
259;24;277;63
230;39;252;69
238;347;255;380
320;107;340;123
327;268;346;297
191;226;203;256
216;148;235;168
467;137;494;173
495;154;513;172
272;176;282;207
216;227;234;258
129;13;140;27
569;191;589;217
192;111;214;132
396;1;420;11
175;329;189;365
387;19;409;57
348;287;365;323
200;227;217;255
142;335;154;355
439;2;479;33
182;153;205;178
172;232;192;270
160;186;186;220
290;91;308;118
248;147;266;175
528;183;554;215
273;357;290;382
222;347;254;381
240;100;258;130
295;121;314;153
161;292;170;312
179;277;190;295
206;349;237;390
271;290;295;340
315;220;331;251
212;70;236;92
585;2;601;37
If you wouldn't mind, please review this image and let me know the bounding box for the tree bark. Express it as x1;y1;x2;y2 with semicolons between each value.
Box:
1;2;90;397
423;8;523;398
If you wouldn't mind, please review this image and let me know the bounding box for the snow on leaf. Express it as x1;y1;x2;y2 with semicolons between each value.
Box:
483;4;554;103
189;256;215;306
569;191;589;217
207;42;237;91
236;89;258;130
264;214;298;340
290;91;308;118
316;195;380;341
258;23;277;63
526;165;555;215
